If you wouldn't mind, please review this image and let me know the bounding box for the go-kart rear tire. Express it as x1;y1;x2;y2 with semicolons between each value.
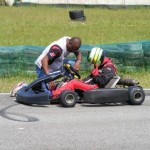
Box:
128;86;145;105
60;90;77;107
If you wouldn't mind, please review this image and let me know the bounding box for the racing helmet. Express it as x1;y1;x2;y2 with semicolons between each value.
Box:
87;47;104;64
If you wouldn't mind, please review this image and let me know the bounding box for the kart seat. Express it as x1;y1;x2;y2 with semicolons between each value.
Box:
25;71;64;91
105;75;120;88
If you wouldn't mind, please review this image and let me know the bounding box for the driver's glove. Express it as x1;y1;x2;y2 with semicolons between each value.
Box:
91;64;99;77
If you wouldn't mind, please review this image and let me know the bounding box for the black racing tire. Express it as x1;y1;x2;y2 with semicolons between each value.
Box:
74;16;86;21
144;50;150;57
69;10;84;20
60;90;77;107
128;86;145;105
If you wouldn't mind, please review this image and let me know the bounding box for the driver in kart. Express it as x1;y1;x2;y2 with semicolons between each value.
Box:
48;47;117;98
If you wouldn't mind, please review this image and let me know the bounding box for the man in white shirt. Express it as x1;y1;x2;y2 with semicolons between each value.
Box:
35;36;82;78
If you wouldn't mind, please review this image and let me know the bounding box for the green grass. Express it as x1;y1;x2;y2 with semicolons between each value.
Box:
0;75;36;93
117;70;150;88
0;5;150;92
0;6;150;45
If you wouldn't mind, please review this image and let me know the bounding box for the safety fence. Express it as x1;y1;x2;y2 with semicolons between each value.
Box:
0;40;150;76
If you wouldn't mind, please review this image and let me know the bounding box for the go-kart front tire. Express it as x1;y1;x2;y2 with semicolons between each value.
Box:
128;86;145;105
60;90;77;107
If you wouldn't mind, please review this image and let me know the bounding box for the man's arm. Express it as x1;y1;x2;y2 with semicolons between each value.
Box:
41;55;50;75
41;45;62;75
74;51;82;70
74;51;82;62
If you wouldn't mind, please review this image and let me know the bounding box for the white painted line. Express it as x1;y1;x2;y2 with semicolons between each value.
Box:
0;93;10;95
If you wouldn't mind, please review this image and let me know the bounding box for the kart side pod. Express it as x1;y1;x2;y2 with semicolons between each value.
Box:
16;71;64;105
83;86;145;105
16;87;50;105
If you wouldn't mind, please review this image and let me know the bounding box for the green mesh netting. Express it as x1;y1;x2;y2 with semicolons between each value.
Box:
0;41;150;76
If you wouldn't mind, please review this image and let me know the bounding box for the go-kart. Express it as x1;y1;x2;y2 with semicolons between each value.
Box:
16;64;81;105
16;64;145;107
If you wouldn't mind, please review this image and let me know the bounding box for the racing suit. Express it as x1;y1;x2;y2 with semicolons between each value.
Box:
52;57;117;96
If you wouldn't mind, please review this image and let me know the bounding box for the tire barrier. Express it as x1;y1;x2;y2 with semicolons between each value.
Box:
144;57;150;66
0;41;150;76
117;43;143;52
100;45;124;58
143;43;150;57
123;58;145;66
0;46;43;76
69;10;86;21
124;51;144;59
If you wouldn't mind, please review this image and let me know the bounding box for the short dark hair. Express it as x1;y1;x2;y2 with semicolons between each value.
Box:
70;37;81;48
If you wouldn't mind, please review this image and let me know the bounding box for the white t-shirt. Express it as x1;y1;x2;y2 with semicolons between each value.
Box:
35;36;71;72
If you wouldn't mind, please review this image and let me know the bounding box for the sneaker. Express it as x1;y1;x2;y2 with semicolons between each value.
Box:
10;81;28;97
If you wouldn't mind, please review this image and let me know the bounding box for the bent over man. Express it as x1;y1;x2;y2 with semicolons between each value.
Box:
35;36;82;78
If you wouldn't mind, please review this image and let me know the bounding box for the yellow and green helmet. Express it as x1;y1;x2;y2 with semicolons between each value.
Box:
87;47;104;64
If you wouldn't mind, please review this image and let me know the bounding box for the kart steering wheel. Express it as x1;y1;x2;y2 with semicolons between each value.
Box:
64;64;81;79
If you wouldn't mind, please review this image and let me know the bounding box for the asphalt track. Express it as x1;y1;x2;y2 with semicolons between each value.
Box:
0;93;150;150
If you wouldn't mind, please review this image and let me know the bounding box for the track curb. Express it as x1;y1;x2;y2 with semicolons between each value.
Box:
144;89;150;96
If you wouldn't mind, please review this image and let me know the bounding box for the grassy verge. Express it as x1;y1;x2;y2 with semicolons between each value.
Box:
0;6;150;45
0;75;36;93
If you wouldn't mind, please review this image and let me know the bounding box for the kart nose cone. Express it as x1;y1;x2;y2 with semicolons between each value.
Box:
16;87;50;105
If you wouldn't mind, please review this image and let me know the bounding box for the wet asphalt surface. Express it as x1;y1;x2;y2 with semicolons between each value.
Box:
0;93;150;150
